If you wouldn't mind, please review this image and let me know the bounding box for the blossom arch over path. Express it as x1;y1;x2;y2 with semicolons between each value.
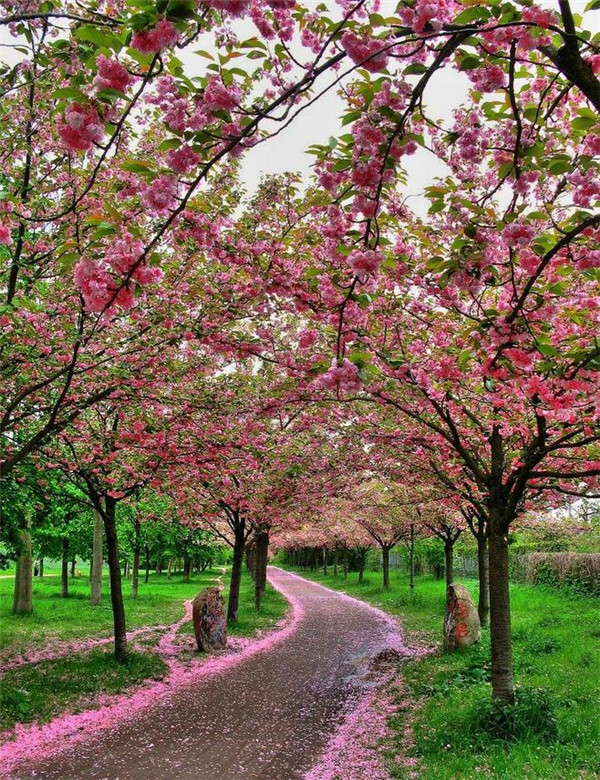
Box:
6;568;409;780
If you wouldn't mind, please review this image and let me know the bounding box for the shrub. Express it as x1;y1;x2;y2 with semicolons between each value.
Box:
477;686;559;743
524;553;600;596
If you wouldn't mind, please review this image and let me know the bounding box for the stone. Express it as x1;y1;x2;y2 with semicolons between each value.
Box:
192;587;227;653
444;583;481;651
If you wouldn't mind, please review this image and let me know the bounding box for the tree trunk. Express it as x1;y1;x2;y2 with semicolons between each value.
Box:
70;557;76;577
103;496;127;663
488;518;514;703
183;557;192;582
342;548;348;578
61;537;69;598
477;533;490;628
122;559;128;578
12;516;33;615
382;546;390;590
322;546;328;576
144;544;150;583
227;532;245;623
156;556;163;575
131;518;141;599
254;529;269;611
167;558;172;580
357;548;366;584
39;557;44;578
409;524;415;592
333;547;338;577
90;509;103;606
444;539;454;588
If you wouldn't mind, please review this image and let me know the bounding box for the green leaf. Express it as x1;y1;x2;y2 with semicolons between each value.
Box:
453;6;491;24
403;63;428;76
74;25;122;51
51;87;86;100
571;116;597;131
121;160;154;173
458;54;481;71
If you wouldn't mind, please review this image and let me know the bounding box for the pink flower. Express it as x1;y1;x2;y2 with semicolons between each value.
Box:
400;0;460;34
94;55;133;93
468;64;506;93
131;19;179;54
503;221;535;247
314;358;362;395
140;175;180;214
349;248;381;280
203;77;241;114
74;259;113;312
0;224;12;245
569;169;600;207
204;0;249;15
341;31;389;73
298;329;319;350
57;103;103;152
166;145;200;174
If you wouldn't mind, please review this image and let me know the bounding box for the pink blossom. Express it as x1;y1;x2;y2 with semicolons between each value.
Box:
204;0;250;15
468;64;506;93
140;175;180;214
202;77;242;114
522;6;557;27
73;259;113;313
341;31;389;73
349;248;381;280
0;224;12;245
57;103;103;152
583;133;600;156
94;55;133;93
503;221;535;247
575;249;600;271
298;329;319;350
131;19;179;54
314;358;362;395
569;168;600;207
165;145;200;174
400;0;460;34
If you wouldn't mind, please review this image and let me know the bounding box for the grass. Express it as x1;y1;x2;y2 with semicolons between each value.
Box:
0;566;222;657
280;564;600;780
0;650;167;733
0;564;288;735
177;567;288;638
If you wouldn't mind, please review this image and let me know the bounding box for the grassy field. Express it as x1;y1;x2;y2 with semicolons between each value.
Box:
280;565;600;780
0;565;223;656
0;566;287;734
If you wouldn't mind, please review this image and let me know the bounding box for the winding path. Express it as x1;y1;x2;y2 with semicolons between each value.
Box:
7;567;406;780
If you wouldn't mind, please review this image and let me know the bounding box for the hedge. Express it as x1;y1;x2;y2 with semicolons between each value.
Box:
522;553;600;596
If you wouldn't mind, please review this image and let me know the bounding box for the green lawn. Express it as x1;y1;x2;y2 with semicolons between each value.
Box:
280;565;600;780
0;566;288;734
0;566;223;657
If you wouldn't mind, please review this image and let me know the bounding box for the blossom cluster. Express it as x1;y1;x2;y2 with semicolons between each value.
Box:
131;20;179;54
314;358;362;395
57;103;103;153
341;31;389;74
94;55;133;93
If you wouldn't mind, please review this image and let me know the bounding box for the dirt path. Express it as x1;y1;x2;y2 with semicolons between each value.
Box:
8;567;405;780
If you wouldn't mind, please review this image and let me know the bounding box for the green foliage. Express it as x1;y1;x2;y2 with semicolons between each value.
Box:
0;650;167;732
478;687;559;743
